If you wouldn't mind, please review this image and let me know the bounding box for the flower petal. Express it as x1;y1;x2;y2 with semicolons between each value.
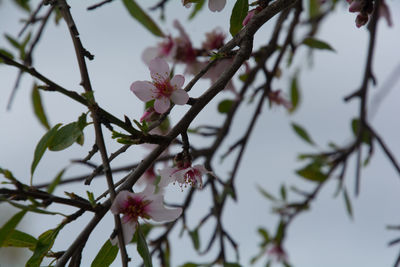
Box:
130;81;157;102
159;166;178;186
149;58;170;83
111;190;131;214
154;96;170;114
148;194;182;222
208;0;226;12
171;89;189;105
170;74;185;89
142;46;160;65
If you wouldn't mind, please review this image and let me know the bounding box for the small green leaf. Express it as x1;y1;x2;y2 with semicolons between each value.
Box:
0;49;14;63
2;230;37;249
13;0;31;12
289;76;300;113
0;210;27;247
229;0;248;37
296;162;327;182
0;167;18;183
302;37;335;52
291;122;315;145
257;185;276;201
257;227;270;246
280;184;287;201
179;263;200;267
189;228;200;251
32;83;50;130
351;118;372;145
188;0;205;20
27;225;64;267
122;0;164;37
218;99;234;114
47;168;66;194
4;34;20;50
309;0;320;19
91;240;118;267
224;263;242;267
87;191;97;207
343;188;353;219
48;122;83;151
136;224;153;267
31;123;62;181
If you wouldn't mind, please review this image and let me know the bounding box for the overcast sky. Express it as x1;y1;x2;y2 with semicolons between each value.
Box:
1;1;400;266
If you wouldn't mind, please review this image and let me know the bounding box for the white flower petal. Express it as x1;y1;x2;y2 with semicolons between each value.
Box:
111;190;131;214
142;47;160;65
208;0;226;12
149;58;170;83
159;166;178;186
171;89;189;105
170;74;185;89
154;96;170;114
148;194;182;222
130;81;157;102
122;220;137;244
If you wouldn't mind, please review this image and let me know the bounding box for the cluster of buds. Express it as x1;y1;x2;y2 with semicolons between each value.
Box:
347;0;392;28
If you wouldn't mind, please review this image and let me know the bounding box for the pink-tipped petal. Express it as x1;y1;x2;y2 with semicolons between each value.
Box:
142;47;160;65
131;81;157;102
159;167;178;186
111;190;131;214
149;58;170;83
154;96;170;114
170;75;185;89
171;89;189;105
148;194;182;222
208;0;226;12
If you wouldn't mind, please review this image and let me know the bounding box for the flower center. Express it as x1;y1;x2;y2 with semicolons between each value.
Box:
155;81;174;97
124;196;151;221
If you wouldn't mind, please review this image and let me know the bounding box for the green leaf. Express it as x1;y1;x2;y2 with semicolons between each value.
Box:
179;263;200;267
296;161;327;182
343;188;353;219
280;184;287;201
122;0;164;37
26;225;64;267
289;76;300;113
218;99;234;114
257;185;276;201
0;210;27;247
4;34;20;50
229;0;248;37
308;0;320;19
136;224;153;267
291;122;315;145
0;48;15;63
351;118;372;145
2;199;66;216
13;0;31;12
47;168;66;194
302;37;335;52
257;227;270;246
31;83;50;130
31;123;62;181
87;191;97;207
189;228;200;251
188;0;205;20
91;240;118;267
48;122;83;151
0;167;18;183
2;230;37;249
224;263;242;267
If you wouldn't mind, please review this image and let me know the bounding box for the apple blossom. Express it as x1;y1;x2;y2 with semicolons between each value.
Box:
130;58;189;114
110;186;182;245
160;164;212;189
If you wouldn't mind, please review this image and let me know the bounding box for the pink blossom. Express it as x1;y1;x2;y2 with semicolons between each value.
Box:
202;28;225;51
110;186;182;244
267;244;288;263
268;90;292;110
160;164;212;189
355;12;369;28
204;58;237;94
130;58;189;114
348;0;363;13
